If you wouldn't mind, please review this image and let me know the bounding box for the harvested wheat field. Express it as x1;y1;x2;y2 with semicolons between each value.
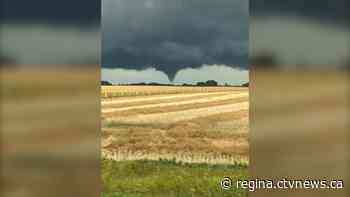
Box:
101;85;247;98
101;86;249;165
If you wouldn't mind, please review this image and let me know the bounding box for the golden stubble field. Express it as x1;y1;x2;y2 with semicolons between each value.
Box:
101;85;249;164
1;68;100;197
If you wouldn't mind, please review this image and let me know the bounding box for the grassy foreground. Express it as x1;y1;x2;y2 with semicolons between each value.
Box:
102;159;248;197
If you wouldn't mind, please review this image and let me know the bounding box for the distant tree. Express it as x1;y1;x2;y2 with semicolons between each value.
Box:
196;82;206;86
250;51;279;70
0;51;16;68
101;81;113;86
343;58;350;71
242;82;249;87
195;80;218;86
129;82;146;85
205;80;218;86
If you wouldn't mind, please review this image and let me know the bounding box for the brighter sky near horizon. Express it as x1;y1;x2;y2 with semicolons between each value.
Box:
102;64;248;85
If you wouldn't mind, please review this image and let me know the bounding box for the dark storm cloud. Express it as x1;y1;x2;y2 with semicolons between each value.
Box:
102;0;248;80
2;0;100;25
251;0;349;26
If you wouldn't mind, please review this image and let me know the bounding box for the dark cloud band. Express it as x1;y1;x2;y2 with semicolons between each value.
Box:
2;0;100;25
102;0;248;80
251;0;349;26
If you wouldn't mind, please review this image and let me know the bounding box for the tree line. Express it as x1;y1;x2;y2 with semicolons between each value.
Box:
101;80;249;87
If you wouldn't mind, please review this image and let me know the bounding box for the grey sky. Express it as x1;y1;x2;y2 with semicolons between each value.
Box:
1;24;100;65
1;0;100;65
2;0;348;68
102;0;249;81
102;65;248;85
250;17;350;67
250;0;349;67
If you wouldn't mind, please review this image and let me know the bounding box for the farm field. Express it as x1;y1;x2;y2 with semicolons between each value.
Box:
101;85;249;196
1;68;100;197
101;85;247;98
101;86;249;164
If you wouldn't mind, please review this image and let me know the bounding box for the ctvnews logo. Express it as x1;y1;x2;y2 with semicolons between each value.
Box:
220;177;233;190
